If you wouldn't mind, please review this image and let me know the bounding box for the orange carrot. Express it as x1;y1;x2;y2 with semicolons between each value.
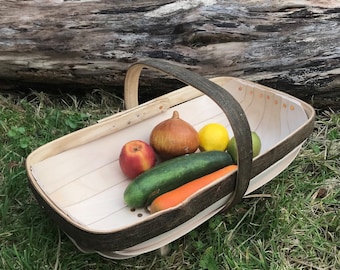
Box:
149;164;237;213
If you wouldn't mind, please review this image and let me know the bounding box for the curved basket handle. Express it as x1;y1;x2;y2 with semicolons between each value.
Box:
124;59;253;211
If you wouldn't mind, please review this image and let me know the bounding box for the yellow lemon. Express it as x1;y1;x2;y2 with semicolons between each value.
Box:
198;123;229;152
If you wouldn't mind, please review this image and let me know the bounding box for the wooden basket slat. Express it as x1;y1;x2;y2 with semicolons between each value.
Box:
243;88;267;131
48;162;123;209
63;183;130;228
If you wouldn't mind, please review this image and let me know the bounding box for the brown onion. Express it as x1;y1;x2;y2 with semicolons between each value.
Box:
150;111;199;160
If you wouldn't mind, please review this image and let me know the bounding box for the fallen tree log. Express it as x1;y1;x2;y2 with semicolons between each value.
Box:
0;0;339;110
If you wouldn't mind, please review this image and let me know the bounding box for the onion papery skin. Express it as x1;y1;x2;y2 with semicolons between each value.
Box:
150;111;199;160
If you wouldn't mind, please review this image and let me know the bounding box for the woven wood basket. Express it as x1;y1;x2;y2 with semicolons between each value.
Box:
26;59;315;259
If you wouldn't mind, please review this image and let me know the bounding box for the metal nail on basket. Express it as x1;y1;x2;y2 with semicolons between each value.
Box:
26;59;315;259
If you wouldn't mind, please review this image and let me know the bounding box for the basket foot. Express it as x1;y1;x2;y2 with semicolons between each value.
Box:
158;244;170;256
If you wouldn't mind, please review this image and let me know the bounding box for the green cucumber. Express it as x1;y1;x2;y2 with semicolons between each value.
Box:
123;151;234;208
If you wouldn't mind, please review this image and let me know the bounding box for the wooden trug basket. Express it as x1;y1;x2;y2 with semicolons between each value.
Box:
26;60;315;259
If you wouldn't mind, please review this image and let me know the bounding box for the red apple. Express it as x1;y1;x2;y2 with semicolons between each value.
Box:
119;140;157;179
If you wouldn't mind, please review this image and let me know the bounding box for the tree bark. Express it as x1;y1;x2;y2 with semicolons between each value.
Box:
1;0;339;109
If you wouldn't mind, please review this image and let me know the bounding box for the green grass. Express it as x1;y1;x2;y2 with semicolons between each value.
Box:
0;91;339;270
